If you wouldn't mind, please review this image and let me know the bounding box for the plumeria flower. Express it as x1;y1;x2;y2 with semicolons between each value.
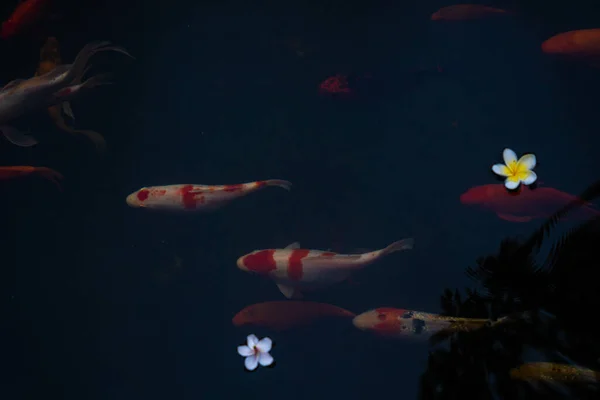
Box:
237;334;274;371
492;148;537;190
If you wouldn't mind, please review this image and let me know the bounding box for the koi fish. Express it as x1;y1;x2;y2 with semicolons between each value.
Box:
232;301;356;331
125;180;292;211
36;37;108;152
542;29;600;58
0;165;63;189
352;307;504;339
460;183;600;222
236;239;414;299
510;362;600;383
0;0;51;39
0;41;132;147
430;4;509;20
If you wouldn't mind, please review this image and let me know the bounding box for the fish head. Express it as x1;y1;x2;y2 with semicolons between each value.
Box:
430;11;442;20
126;187;152;208
232;306;260;327
353;308;415;337
460;185;494;205
236;250;277;275
541;32;576;55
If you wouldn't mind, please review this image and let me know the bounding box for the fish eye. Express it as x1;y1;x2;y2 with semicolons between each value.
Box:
377;313;386;320
401;311;414;319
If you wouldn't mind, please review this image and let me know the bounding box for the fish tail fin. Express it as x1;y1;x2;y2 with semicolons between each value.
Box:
82;73;113;89
379;238;414;257
1;126;38;147
265;179;292;191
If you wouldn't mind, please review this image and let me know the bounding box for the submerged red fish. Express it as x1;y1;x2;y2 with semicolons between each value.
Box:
1;0;51;39
232;301;356;331
542;29;600;57
236;239;413;299
0;165;63;189
460;184;600;222
431;4;509;21
126;180;291;211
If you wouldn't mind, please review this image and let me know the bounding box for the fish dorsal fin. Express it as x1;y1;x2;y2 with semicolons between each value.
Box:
2;79;24;91
276;283;301;299
285;242;300;250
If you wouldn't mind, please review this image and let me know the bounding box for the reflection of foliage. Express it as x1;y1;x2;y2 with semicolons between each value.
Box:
419;181;600;399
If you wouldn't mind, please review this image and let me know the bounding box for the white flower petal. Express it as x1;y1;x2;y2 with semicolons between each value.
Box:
504;177;520;190
521;170;537;185
502;148;517;166
245;354;259;371
256;337;272;353
492;163;511;177
237;345;253;357
517;154;536;171
258;352;274;367
247;334;258;349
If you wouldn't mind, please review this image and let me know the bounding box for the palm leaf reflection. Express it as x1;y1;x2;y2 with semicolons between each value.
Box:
419;180;600;399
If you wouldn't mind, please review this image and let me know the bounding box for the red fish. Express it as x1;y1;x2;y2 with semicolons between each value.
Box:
232;301;356;331
430;4;509;21
1;0;51;39
541;29;600;66
318;74;352;95
460;183;600;222
0;165;63;189
236;239;414;299
125;180;292;211
352;308;493;339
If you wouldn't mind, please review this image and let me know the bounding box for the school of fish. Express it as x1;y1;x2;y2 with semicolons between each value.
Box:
2;0;600;383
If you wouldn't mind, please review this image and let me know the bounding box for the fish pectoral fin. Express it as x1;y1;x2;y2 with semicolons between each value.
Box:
276;283;301;299
62;102;75;120
0;126;38;147
497;213;533;222
284;242;300;250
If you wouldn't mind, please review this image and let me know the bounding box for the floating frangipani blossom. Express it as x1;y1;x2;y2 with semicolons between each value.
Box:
237;334;274;371
492;148;537;190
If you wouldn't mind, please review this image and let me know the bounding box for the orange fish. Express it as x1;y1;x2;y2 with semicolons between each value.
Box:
232;301;356;331
1;0;51;39
460;183;600;222
542;29;600;65
0;165;63;189
431;4;509;21
352;308;495;339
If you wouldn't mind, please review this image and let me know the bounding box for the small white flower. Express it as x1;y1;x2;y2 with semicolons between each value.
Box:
492;148;537;190
237;334;274;371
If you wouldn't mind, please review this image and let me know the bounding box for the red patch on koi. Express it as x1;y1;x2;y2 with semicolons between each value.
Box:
137;189;150;201
243;250;277;274
181;185;200;209
56;87;73;97
288;249;309;281
223;184;244;192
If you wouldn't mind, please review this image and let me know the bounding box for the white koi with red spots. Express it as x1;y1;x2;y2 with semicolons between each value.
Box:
125;180;292;211
236;239;414;299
